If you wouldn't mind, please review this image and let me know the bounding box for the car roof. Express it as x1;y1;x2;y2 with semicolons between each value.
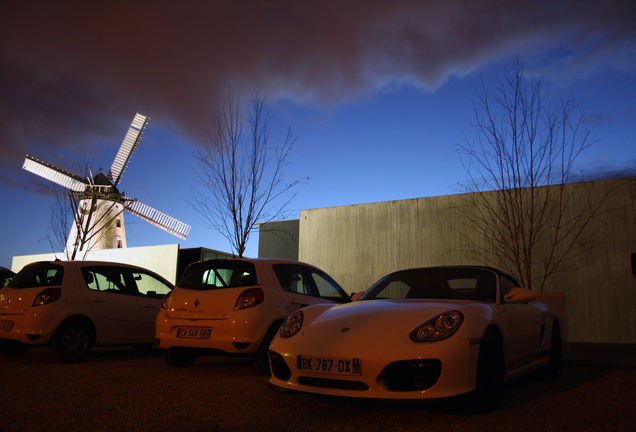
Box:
188;257;318;266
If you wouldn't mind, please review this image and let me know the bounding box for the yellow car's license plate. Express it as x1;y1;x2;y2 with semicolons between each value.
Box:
0;321;14;332
176;328;212;339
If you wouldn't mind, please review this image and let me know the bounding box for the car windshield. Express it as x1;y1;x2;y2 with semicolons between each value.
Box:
7;263;65;289
178;261;258;290
360;267;497;303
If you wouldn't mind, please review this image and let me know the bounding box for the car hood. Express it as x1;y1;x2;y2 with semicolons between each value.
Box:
301;299;467;339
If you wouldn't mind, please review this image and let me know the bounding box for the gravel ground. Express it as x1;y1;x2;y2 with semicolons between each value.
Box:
1;346;635;432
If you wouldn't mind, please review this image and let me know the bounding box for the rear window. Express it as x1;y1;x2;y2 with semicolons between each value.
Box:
178;261;258;290
8;263;65;289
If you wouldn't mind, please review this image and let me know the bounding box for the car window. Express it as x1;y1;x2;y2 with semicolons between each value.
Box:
179;261;257;290
273;264;314;296
8;263;64;289
132;271;173;299
307;269;349;302
362;268;497;302
82;267;132;295
499;275;518;300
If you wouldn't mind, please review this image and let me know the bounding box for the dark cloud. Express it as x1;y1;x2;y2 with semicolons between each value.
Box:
1;0;635;185
579;160;636;182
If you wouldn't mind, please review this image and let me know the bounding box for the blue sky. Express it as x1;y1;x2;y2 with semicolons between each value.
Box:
1;1;635;268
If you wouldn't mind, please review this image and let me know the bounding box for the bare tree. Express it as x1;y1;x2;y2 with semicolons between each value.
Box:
191;88;307;258
457;59;614;292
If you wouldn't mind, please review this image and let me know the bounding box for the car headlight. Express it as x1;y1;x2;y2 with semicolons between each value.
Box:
410;310;464;342
280;310;304;338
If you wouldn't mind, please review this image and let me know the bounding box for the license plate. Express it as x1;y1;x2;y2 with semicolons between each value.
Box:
176;328;212;339
0;321;14;332
297;355;360;375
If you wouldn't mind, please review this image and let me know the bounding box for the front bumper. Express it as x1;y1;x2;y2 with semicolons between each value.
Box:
268;334;480;399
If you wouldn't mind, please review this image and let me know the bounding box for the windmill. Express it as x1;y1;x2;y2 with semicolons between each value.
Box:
22;113;191;259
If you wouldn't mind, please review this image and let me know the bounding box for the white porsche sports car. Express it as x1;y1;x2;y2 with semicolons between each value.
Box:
268;266;562;411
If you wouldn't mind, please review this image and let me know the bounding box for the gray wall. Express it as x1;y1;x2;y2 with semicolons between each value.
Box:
257;219;299;260
12;244;181;284
298;177;636;344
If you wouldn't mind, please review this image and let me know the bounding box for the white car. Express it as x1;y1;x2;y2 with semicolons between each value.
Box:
268;266;563;411
155;258;350;373
0;261;174;362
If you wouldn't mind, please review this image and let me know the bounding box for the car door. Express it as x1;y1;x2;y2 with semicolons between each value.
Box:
502;302;543;368
272;264;324;314
497;274;543;367
130;270;173;341
80;266;141;342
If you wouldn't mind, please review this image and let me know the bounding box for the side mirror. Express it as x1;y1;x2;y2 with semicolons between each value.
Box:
351;292;364;302
504;287;536;303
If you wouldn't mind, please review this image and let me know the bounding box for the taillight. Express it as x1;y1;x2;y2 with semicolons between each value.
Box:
161;291;171;310
234;288;264;310
32;288;62;307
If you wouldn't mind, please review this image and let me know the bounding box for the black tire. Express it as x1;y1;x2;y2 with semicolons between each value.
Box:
254;324;281;376
0;340;30;356
471;329;505;412
162;348;197;367
52;320;93;363
545;322;563;380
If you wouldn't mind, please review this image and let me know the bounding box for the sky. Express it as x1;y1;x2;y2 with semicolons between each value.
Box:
1;0;635;269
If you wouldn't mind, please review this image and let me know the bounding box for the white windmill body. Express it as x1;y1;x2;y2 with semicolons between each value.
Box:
22;114;190;259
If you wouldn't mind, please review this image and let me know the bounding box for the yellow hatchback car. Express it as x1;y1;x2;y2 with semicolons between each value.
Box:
0;261;174;362
155;258;350;374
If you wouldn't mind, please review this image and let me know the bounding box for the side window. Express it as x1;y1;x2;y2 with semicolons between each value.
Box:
132;272;173;299
82;267;131;295
273;265;313;296
307;269;348;303
499;275;517;300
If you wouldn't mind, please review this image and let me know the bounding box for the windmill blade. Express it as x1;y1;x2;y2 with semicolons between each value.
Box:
22;155;88;192
124;197;191;240
107;113;149;187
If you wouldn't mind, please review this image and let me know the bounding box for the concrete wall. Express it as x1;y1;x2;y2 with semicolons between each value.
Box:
12;244;181;285
298;177;636;344
257;219;299;260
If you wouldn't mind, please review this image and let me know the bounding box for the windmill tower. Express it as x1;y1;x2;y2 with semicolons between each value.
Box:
22;113;191;259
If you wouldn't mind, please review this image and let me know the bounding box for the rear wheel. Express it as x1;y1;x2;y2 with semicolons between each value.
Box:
471;329;505;412
52;320;93;363
162;348;197;367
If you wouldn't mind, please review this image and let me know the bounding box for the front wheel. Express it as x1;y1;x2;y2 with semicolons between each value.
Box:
471;329;505;412
545;322;563;379
162;348;197;367
52;320;93;363
254;324;281;376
